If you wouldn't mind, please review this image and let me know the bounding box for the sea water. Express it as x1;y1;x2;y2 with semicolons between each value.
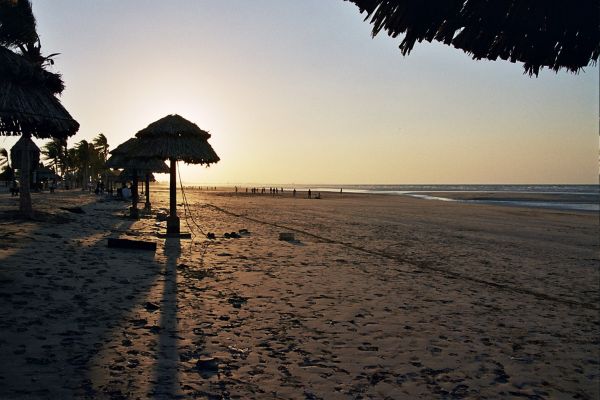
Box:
307;184;600;212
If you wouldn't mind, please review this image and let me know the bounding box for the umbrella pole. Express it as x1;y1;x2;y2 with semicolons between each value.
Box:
167;158;180;234
17;134;34;218
130;168;139;219
144;172;151;210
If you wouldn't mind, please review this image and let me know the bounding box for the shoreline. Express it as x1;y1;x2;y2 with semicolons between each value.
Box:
169;185;600;213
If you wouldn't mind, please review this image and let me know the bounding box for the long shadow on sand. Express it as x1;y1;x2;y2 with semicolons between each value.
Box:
0;194;164;398
150;237;181;397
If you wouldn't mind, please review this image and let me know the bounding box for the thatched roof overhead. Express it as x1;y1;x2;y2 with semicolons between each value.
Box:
345;0;599;75
108;138;170;172
106;150;169;173
0;46;79;138
110;137;137;155
124;114;220;165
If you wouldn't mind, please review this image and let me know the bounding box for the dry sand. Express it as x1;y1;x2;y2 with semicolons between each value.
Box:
0;187;598;399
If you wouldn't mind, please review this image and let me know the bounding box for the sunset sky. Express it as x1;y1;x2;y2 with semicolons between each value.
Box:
3;0;598;184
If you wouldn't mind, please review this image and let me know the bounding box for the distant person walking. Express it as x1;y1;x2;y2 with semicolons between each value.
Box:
308;189;312;199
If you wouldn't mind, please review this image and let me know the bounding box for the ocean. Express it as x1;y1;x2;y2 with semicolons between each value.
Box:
304;184;600;212
183;183;599;212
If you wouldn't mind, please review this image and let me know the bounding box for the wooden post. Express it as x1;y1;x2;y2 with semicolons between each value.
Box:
11;133;39;218
130;168;139;219
144;172;151;210
166;158;180;234
18;136;33;218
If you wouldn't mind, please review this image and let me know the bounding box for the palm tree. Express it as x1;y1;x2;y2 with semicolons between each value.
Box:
75;140;92;190
0;148;11;186
64;147;79;189
41;138;63;174
93;133;110;187
92;133;109;162
0;0;38;49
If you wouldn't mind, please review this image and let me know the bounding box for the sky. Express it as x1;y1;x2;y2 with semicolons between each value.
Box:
2;0;598;184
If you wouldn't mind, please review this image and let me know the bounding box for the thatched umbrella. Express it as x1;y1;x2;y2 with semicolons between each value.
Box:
118;114;220;235
344;0;599;75
0;46;79;216
106;142;169;216
118;169;157;182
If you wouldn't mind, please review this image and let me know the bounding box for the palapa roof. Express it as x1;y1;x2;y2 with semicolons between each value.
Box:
345;0;599;75
106;153;169;173
0;46;79;138
124;114;220;165
107;139;169;173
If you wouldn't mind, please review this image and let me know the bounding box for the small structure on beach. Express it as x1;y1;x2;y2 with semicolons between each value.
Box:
116;114;220;235
106;139;169;218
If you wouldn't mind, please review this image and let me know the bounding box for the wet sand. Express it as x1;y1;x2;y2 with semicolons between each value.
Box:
0;187;598;399
418;190;599;205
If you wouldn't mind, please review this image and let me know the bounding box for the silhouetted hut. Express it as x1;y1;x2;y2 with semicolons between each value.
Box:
344;0;599;75
106;144;169;215
0;46;79;216
33;166;60;187
10;133;40;174
119;114;220;235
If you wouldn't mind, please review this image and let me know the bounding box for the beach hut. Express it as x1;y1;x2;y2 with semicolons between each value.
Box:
0;46;79;216
10;133;40;173
344;0;599;75
117;114;220;235
106;141;169;217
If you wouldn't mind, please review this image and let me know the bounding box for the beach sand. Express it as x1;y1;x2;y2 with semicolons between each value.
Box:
0;187;598;399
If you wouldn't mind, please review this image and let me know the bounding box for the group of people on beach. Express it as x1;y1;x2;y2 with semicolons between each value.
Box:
243;187;285;195
178;185;332;199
